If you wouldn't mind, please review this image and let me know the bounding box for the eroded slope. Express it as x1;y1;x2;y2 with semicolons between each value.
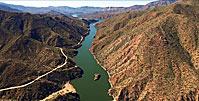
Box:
91;2;199;100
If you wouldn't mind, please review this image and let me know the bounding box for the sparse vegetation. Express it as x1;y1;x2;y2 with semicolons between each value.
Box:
91;1;199;100
0;11;89;100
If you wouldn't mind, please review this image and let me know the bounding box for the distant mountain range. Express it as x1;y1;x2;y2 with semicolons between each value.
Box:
101;0;180;12
0;4;22;12
0;2;104;15
126;0;179;11
0;0;180;17
80;0;180;18
44;10;64;16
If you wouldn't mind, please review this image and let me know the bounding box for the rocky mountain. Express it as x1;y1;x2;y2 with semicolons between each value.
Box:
0;10;91;100
0;2;104;16
0;4;22;12
90;1;199;101
143;0;179;9
80;0;180;19
45;10;64;16
0;0;179;18
122;0;180;11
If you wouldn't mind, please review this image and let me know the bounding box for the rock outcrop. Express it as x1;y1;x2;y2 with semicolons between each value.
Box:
91;2;199;100
94;73;101;81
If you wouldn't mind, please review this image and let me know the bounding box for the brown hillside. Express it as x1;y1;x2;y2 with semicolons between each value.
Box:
91;2;199;100
0;10;90;100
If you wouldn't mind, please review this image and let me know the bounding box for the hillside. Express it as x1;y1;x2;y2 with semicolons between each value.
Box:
0;10;90;100
91;2;199;100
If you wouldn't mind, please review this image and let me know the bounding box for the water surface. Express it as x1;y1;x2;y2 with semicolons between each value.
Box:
71;20;113;101
72;14;78;18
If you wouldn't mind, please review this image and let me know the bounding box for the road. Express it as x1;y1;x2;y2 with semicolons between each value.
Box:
72;36;84;47
0;48;68;92
78;36;84;45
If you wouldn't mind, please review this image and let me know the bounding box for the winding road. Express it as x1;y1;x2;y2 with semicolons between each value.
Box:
78;36;84;45
72;36;84;47
0;48;68;92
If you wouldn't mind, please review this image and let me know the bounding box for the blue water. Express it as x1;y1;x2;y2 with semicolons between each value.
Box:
72;14;78;18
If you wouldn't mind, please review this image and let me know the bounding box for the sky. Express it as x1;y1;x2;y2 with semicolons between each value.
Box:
0;0;157;8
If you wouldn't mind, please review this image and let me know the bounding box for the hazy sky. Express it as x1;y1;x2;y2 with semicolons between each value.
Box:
0;0;157;7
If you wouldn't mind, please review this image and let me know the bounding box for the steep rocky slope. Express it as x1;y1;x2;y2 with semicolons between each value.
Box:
91;2;199;100
0;10;90;100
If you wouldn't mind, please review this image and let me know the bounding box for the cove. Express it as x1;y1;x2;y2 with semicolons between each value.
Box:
71;20;113;101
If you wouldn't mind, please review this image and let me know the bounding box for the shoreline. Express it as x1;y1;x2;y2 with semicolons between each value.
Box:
89;22;115;100
41;29;90;100
71;20;114;100
89;49;115;101
41;81;76;101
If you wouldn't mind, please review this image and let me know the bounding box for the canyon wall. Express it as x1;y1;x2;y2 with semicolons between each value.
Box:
91;2;199;100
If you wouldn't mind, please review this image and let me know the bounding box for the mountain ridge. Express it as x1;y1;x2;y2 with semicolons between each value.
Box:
0;10;90;100
0;4;22;13
90;1;199;100
0;2;104;15
80;0;180;19
0;0;179;17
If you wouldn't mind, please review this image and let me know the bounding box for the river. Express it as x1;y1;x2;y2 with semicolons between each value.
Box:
71;20;113;101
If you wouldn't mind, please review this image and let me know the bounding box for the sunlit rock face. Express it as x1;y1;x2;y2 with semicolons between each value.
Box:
91;2;199;101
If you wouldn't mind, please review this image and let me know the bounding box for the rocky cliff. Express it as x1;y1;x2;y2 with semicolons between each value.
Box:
0;10;90;100
91;2;199;100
